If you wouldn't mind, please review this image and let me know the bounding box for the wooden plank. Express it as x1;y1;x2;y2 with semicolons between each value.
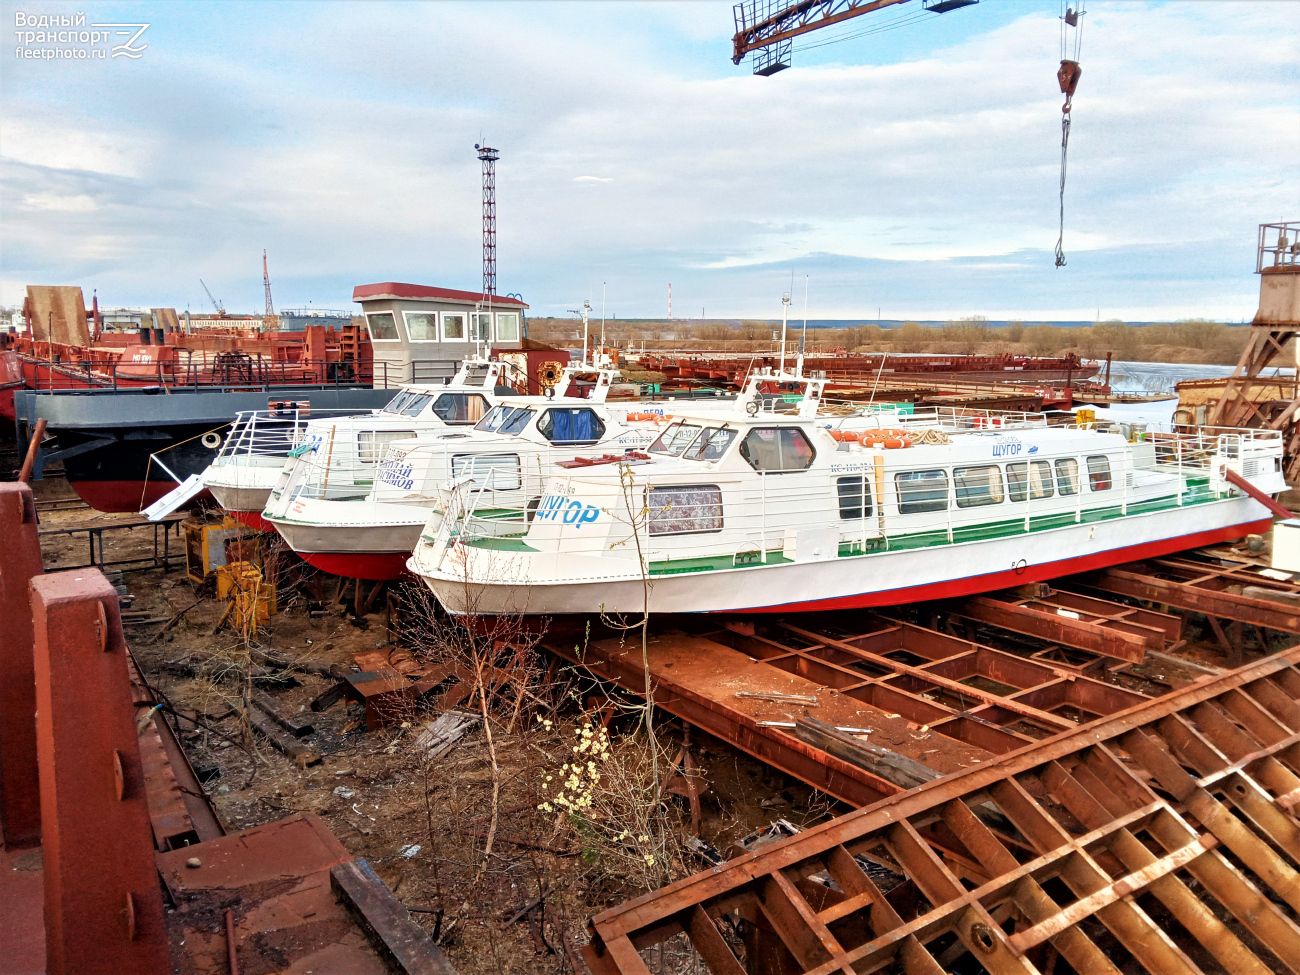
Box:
330;859;459;975
794;717;938;791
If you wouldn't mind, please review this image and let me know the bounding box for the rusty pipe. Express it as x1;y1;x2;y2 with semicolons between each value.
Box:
1224;467;1293;520
18;418;46;483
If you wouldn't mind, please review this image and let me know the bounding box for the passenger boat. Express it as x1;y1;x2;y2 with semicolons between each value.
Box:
197;359;519;530
260;365;714;580
409;369;1286;616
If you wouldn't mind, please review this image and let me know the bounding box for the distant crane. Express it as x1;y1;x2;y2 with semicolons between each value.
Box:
200;279;225;317
262;250;276;319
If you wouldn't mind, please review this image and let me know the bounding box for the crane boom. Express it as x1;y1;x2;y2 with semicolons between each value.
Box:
200;279;224;316
733;0;909;64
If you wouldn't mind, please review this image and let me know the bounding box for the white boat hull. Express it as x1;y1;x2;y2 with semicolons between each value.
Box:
412;496;1274;615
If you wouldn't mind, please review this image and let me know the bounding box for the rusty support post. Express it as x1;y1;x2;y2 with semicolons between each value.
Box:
31;571;172;975
0;481;43;847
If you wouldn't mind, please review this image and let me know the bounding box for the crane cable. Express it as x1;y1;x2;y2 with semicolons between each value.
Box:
1055;1;1085;267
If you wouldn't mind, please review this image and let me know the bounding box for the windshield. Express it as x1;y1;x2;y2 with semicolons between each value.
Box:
474;405;535;436
648;422;701;456
682;427;737;461
383;392;432;417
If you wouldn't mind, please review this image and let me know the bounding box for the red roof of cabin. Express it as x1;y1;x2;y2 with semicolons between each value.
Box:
352;283;527;308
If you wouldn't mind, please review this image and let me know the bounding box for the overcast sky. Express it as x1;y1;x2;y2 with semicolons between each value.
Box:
2;1;1297;321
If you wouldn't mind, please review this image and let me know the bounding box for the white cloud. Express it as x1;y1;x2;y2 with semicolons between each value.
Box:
574;176;614;183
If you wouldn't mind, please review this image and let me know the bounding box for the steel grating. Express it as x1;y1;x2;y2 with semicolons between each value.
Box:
583;641;1300;975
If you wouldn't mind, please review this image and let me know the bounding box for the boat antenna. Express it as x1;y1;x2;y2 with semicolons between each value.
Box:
601;282;606;358
799;274;809;378
779;287;790;376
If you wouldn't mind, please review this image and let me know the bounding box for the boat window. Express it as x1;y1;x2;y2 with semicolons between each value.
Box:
1087;455;1112;491
739;427;815;472
1006;461;1054;502
431;393;490;425
538;408;606;444
404;312;438;343
1056;458;1080;496
365;312;400;342
648;485;723;535
896;469;949;514
475;405;535;434
837;476;873;520
954;466;1005;508
358;430;416;464
452;453;522;492
382;391;416;414
393;393;432;417
496;313;520;342
442;314;466;341
648;422;702;456
684;427;739;461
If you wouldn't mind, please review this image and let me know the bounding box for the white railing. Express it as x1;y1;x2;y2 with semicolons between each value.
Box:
215;408;359;461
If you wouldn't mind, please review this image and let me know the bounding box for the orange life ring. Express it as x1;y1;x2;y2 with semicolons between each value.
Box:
626;411;671;422
859;429;913;448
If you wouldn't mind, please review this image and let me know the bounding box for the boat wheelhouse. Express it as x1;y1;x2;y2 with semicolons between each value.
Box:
197;358;521;529
259;365;713;579
409;383;1286;616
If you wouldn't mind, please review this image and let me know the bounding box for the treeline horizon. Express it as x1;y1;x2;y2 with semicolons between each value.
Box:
525;316;1249;366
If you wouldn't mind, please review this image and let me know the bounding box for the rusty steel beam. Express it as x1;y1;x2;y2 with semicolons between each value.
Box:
31;570;171;975
0;482;44;847
584;642;1300;975
951;593;1164;663
1084;561;1300;633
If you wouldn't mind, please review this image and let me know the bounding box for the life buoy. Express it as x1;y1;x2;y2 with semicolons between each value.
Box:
626;412;671;422
858;428;913;448
202;432;223;449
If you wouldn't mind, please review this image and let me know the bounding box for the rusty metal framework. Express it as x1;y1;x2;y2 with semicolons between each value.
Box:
545;609;1154;811
1208;221;1300;477
585;641;1300;975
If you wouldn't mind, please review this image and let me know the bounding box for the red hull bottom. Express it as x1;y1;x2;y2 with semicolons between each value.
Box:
227;509;276;533
70;479;215;514
744;517;1274;614
298;551;411;581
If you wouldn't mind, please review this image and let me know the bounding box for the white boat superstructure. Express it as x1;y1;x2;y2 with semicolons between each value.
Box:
409;384;1287;616
260;363;738;579
201;358;522;527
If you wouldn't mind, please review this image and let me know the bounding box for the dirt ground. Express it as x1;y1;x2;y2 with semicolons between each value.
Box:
33;493;841;973
28;479;1289;975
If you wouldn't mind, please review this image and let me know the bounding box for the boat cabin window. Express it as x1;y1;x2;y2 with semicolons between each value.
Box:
365;313;400;342
837;476;873;520
1006;460;1054;502
358;430;416;463
475;406;536;435
451;453;522;492
432;393;489;425
471;313;493;342
1087;455;1112;491
496;313;520;342
896;469;949;514
648;485;723;535
739;427;815;472
538;408;606;444
954;466;1005;508
648;422;702;457
383;392;432;417
442;314;466;340
404;312;438;343
1055;458;1080;496
684;427;738;461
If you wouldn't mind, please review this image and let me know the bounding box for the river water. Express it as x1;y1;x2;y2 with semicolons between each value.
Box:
1104;360;1296;396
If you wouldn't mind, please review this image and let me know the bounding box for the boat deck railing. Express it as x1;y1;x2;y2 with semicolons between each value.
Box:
216;408;369;461
19;355;385;392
